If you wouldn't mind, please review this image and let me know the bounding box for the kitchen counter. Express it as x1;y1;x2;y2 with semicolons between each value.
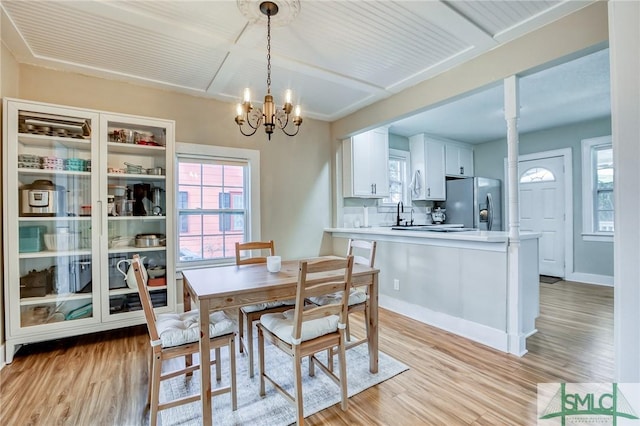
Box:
325;226;540;356
325;226;540;248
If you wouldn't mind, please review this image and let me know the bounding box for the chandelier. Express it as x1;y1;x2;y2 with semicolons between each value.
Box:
235;1;302;140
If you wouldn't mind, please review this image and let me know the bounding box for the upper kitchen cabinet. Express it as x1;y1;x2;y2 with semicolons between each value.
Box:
409;134;446;201
2;98;175;363
343;127;389;198
445;141;474;177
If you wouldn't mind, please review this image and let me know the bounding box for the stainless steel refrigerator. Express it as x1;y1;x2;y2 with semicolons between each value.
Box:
444;177;502;231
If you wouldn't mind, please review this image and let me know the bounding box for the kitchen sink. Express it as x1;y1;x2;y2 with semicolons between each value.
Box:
390;224;465;231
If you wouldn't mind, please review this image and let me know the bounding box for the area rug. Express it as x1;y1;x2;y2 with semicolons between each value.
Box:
159;343;408;425
540;275;562;284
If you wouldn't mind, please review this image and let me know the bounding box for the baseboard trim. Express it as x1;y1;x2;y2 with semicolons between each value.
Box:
566;272;614;287
379;294;510;354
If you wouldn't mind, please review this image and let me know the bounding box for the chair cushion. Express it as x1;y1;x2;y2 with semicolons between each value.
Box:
156;310;235;348
308;288;366;307
242;299;296;313
260;309;338;344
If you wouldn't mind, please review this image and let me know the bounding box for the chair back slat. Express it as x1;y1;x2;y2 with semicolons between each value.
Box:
291;256;353;341
347;239;376;267
235;240;275;265
132;254;161;344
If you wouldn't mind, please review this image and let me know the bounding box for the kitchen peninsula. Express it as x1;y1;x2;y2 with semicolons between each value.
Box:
325;227;541;356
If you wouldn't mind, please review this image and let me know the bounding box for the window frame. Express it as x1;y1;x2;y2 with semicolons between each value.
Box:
581;135;613;242
379;148;411;208
175;142;261;270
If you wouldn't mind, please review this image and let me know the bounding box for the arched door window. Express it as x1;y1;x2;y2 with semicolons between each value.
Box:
520;167;556;183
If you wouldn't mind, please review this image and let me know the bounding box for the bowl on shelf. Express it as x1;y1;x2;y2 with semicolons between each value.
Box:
108;185;127;197
44;233;80;251
147;266;166;279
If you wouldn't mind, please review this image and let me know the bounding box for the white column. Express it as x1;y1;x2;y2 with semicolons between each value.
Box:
504;76;526;355
609;0;640;382
505;76;520;244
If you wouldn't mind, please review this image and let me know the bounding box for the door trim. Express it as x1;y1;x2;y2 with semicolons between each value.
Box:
504;148;573;278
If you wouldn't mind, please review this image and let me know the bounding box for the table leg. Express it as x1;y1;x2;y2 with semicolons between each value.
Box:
368;273;379;373
199;299;212;426
184;284;193;373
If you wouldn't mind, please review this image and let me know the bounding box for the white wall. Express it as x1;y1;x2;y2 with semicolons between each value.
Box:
609;0;640;383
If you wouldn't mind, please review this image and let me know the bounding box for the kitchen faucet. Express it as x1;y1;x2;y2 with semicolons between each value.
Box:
396;201;404;226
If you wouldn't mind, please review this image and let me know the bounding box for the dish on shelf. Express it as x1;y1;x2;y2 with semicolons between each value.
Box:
44;233;80;251
135;233;166;247
19;110;91;137
109;236;135;248
108;185;127;196
147;266;166;278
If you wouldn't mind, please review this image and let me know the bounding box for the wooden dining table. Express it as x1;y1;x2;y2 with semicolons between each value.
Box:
181;256;380;426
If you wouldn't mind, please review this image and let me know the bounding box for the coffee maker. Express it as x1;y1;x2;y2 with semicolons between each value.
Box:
133;183;151;216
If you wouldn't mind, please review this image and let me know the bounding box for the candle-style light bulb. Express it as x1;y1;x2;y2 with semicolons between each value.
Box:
236;103;243;117
285;89;292;104
294;105;301;118
243;88;251;103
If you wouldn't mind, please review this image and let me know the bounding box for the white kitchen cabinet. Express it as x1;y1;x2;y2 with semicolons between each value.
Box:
343;127;389;198
445;142;474;177
409;134;446;200
2;98;175;362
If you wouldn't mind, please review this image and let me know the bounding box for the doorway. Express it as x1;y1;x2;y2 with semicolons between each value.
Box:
517;149;573;278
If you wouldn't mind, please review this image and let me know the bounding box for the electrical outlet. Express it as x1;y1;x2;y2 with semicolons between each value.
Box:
393;279;400;291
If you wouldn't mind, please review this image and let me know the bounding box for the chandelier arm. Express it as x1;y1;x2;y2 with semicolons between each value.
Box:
237;123;260;137
245;108;264;130
245;116;260;131
274;110;289;130
280;123;301;137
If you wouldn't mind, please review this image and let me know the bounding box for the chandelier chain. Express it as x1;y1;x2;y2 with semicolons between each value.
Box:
266;12;271;93
235;1;302;140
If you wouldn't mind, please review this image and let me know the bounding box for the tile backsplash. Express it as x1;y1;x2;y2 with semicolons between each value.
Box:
342;202;435;228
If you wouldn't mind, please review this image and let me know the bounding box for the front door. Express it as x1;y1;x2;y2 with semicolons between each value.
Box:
519;156;565;277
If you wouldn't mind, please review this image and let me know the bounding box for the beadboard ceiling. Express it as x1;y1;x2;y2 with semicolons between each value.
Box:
2;0;604;139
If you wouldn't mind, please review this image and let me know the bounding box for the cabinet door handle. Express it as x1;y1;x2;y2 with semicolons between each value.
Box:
373;183;377;194
427;188;431;197
460;166;464;175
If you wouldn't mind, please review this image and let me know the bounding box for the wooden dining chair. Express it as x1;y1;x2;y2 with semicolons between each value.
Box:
308;239;376;368
235;240;295;378
131;254;237;426
257;256;354;425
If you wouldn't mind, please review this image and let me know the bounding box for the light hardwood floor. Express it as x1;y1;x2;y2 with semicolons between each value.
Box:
0;280;613;425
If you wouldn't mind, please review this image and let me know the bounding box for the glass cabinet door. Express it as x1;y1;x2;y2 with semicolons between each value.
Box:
11;106;100;330
101;114;174;320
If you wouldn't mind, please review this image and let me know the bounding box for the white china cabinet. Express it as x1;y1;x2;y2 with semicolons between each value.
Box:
2;98;175;362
